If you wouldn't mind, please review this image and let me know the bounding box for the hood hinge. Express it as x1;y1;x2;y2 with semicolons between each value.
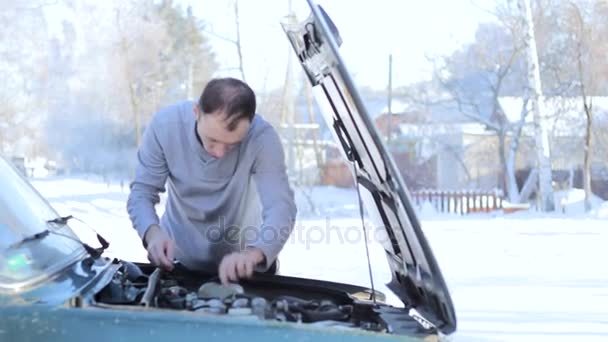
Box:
408;308;437;331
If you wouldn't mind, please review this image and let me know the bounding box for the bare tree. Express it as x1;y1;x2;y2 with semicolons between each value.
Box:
114;1;168;147
156;2;218;102
432;20;533;203
43;0;217;176
111;0;218;147
564;1;608;211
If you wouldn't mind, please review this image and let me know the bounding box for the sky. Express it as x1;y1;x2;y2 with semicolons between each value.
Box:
42;0;498;92
181;0;498;91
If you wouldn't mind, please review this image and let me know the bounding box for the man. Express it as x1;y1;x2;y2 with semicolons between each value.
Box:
127;77;297;285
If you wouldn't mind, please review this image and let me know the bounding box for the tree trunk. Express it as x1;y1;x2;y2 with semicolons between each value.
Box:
504;135;521;203
583;101;593;211
572;3;594;212
498;131;514;202
187;61;194;100
117;10;140;147
505;98;530;203
519;168;538;202
521;0;555;211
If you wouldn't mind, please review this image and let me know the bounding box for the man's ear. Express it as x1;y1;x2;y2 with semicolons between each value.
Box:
193;105;198;118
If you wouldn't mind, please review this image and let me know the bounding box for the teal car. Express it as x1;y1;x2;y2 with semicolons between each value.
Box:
0;2;456;341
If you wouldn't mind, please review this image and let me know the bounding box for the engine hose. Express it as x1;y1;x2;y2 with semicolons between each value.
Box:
140;268;163;307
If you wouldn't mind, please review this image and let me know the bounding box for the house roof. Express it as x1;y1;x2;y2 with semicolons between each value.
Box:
398;122;488;137
498;96;608;137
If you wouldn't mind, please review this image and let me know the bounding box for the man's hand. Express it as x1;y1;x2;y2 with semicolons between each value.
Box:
144;224;175;271
218;248;266;286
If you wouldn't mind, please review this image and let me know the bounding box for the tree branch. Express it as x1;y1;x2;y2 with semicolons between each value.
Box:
202;29;237;45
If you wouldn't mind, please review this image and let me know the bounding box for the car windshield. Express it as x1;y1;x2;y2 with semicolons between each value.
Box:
0;157;84;289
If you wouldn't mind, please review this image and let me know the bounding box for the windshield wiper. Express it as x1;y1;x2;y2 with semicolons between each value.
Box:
7;215;110;259
9;230;51;248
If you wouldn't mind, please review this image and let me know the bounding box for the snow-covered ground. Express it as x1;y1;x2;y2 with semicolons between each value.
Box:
30;175;608;342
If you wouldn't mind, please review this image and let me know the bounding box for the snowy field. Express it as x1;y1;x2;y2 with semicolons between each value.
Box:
30;175;608;342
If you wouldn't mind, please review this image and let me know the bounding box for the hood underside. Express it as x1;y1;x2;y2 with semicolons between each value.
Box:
281;1;457;334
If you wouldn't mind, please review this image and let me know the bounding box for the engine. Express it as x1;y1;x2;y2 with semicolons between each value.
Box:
93;261;387;331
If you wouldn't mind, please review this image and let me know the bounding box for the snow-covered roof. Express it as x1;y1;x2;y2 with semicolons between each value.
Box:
398;122;487;137
379;99;411;115
499;96;608;122
498;96;608;136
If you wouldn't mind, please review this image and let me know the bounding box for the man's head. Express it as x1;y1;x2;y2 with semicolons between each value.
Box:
194;77;256;159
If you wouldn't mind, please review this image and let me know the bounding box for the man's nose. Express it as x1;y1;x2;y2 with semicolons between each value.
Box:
212;145;227;158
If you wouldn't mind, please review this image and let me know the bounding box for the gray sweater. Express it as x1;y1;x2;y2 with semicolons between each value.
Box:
127;100;297;271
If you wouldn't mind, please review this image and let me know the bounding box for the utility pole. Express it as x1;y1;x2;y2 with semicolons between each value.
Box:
233;0;246;81
521;0;555;211
282;0;297;179
304;72;323;182
387;54;393;146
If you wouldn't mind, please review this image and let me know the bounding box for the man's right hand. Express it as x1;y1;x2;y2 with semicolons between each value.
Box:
144;224;175;271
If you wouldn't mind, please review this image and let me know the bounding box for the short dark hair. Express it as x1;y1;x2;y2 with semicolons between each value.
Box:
198;77;256;131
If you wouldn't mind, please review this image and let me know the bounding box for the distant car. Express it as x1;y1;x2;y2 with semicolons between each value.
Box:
0;2;456;341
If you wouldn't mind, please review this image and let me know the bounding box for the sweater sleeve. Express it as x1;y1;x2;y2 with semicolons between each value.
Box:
126;114;170;242
247;127;298;270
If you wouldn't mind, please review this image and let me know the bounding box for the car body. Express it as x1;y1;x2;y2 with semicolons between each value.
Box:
0;2;455;341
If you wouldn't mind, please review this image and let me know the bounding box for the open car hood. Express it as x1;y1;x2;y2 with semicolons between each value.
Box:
282;1;457;334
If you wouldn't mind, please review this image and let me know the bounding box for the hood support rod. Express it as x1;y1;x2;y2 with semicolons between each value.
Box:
352;160;377;304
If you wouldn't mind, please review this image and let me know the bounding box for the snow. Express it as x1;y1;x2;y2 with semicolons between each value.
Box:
554;188;605;216
30;176;608;341
593;202;608;219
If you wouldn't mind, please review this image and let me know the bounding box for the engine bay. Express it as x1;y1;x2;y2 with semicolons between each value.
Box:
93;261;391;332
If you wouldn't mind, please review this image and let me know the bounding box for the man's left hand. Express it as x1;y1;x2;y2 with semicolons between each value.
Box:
218;248;266;286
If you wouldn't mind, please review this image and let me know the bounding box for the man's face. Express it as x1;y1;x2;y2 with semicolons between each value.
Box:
194;105;251;159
